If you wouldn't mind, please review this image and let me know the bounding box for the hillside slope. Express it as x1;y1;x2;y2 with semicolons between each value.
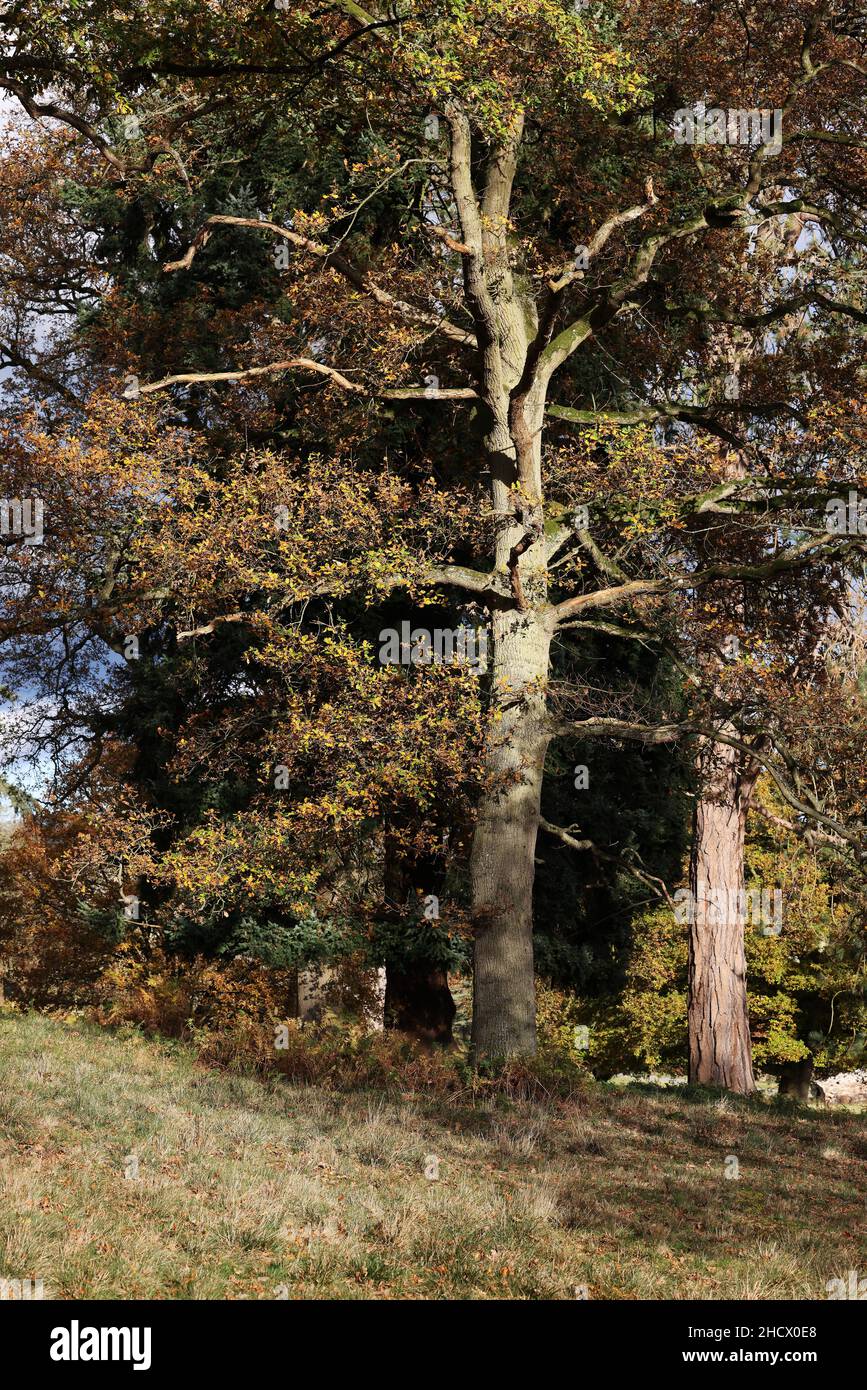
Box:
0;1010;863;1300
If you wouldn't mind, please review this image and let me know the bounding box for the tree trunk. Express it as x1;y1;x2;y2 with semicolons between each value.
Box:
445;106;551;1061
385;965;456;1045
470;610;551;1058
687;733;756;1093
778;1056;813;1101
381;827;456;1045
296;963;333;1023
364;965;387;1031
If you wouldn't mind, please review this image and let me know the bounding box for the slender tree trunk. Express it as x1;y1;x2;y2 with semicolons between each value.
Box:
470;610;551;1057
382;829;456;1045
385;966;455;1045
778;1056;813;1101
296;962;333;1022
687;733;756;1093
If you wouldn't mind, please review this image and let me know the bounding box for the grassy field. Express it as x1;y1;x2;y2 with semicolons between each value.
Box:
0;1008;864;1300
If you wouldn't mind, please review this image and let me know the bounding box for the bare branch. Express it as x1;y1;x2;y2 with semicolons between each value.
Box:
552;535;863;625
553;718;695;744
702;727;865;852
750;800;846;849
176;612;247;641
163;214;477;349
423;223;473;256
540;818;675;904
138;357;478;401
0;78;126;177
139;357;365;396
547;182;658;294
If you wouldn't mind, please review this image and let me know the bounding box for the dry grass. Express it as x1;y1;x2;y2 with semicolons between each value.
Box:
0;1009;864;1300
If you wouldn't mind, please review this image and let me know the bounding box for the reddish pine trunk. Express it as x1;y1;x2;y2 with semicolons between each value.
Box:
687;735;756;1094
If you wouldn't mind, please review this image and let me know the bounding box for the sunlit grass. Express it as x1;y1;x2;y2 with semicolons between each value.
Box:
0;1009;863;1300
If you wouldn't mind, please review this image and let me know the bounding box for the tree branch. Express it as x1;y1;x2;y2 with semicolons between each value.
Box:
163;214;477;349
138;359;478;400
552;535;863;625
540;817;676;904
0;78;127;177
547;182;658;294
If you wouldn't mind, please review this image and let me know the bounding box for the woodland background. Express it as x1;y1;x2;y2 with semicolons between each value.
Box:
0;0;865;1109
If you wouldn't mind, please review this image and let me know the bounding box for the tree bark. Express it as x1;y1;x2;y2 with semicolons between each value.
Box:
384;965;456;1045
470;611;552;1058
778;1056;813;1101
687;732;757;1093
446;106;553;1060
382;829;456;1045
